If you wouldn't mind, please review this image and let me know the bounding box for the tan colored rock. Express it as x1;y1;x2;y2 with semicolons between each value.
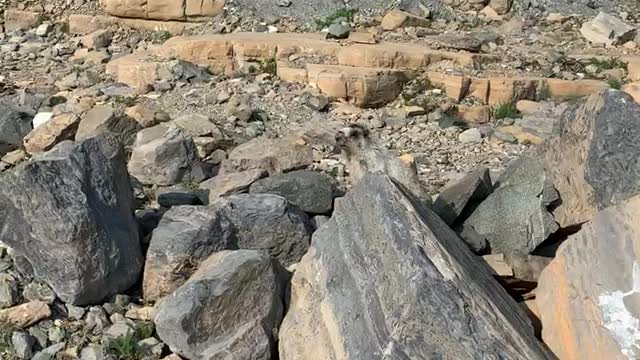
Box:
516;100;543;115
307;64;408;108
580;11;636;46
102;0;147;19
483;254;514;277
458;104;491;123
427;72;470;101
489;0;511;14
102;0;224;20
80;29;113;50
185;0;225;17
0;301;50;328
480;6;503;21
23;113;80;155
381;9;430;31
546;79;608;101
627;58;640;80
106;53;162;92
147;0;185;21
623;82;640;103
199;168;267;202
277;62;308;83
68;15;117;35
498;125;544;145
488;78;541;105
4;10;40;32
347;31;378;44
537;195;640;360
126;105;158;127
125;306;155;321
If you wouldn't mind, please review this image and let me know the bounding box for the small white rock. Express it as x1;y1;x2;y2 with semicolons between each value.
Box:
32;112;53;129
459;128;482;144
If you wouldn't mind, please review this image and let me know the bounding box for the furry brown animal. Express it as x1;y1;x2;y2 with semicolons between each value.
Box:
335;124;431;204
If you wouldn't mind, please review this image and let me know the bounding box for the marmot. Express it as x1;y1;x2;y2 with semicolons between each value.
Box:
335;124;431;205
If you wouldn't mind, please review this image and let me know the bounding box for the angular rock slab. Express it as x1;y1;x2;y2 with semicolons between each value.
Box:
143;206;237;302
224;137;313;176
249;170;337;215
543;90;640;228
464;155;558;255
144;194;312;301
0;135;143;305
155;250;288;360
537;195;640;360
432;167;493;226
128;125;208;186
279;175;553;360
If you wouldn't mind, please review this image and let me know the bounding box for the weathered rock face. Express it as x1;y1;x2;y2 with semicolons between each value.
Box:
143;206;236;302
155;250;288;360
213;194;313;267
144;194;312;301
580;12;636;46
537;195;640;360
0;135;143;305
279;175;553;360
23;113;80;155
128;125;209;186
542;90;640;228
75;105;142;146
463;155;558;255
224;137;313;175
249;170;336;214
432;167;493;226
102;0;225;21
0;101;33;157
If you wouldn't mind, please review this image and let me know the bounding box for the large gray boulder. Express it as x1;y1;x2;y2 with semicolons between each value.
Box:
463;155;558;255
536;195;640;360
155;250;288;360
432;167;493;226
143;194;312;301
542;90;640;228
142;206;237;302
249;170;337;214
0;134;143;305
213;194;313;267
279;175;553;359
128;125;209;186
0;101;33;156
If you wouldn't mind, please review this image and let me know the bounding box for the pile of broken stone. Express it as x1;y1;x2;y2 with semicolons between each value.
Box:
2;2;640;360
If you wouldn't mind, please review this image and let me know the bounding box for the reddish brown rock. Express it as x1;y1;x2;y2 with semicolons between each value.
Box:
537;195;640;360
0;301;50;328
23;113;80;155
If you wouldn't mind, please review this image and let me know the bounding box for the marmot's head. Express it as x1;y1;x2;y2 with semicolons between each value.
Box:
335;124;370;156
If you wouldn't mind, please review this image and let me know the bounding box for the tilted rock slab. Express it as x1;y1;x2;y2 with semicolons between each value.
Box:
537;195;640;359
0;135;143;305
279;175;553;360
542;90;640;228
155;250;288;360
143;194;311;301
463;155;558;255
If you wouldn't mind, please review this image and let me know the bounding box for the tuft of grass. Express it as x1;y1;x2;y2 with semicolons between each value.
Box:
493;102;520;120
315;8;357;29
103;323;154;360
587;57;627;72
258;58;277;75
607;78;623;90
181;181;200;192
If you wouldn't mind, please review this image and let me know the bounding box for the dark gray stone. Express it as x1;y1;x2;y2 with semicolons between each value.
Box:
249;170;336;214
543;90;640;228
433;167;493;226
156;185;206;207
0;100;34;156
0;134;143;305
143;194;312;301
128;126;210;186
155;250;288;360
213;194;313;266
326;23;351;39
279;175;554;359
142;206;237;302
463;155;558;255
12;332;35;359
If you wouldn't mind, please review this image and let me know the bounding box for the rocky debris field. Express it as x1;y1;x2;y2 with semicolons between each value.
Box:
2;0;640;359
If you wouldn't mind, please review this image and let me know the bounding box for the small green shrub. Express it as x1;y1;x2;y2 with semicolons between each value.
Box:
588;57;627;72
493;102;520;120
258;58;278;75
315;8;357;29
103;323;155;360
607;78;623;90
